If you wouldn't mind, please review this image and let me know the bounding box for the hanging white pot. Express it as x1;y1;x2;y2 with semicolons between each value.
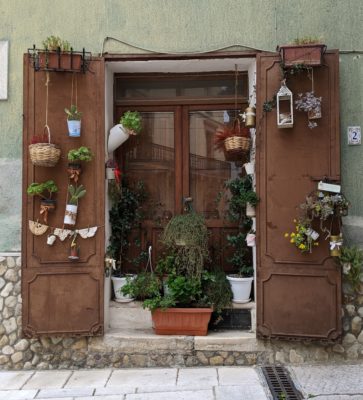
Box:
246;203;256;217
108;124;130;153
64;204;78;225
227;276;253;303
246;233;256;247
244;162;255;175
67;120;81;137
111;275;135;303
106;167;115;180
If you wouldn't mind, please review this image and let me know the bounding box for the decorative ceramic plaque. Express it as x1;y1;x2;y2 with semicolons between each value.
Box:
0;41;9;100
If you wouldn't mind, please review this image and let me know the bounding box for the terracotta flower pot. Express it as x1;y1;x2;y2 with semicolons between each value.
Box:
151;307;213;336
278;44;326;66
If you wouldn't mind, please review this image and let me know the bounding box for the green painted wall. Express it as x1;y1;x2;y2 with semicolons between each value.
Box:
0;0;362;250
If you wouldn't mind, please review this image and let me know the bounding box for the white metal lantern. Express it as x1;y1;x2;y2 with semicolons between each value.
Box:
276;80;294;129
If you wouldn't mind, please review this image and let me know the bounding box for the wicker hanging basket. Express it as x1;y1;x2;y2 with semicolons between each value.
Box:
29;125;61;167
224;119;250;155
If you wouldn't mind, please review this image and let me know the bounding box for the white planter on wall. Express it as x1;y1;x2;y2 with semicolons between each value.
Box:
227;276;253;303
108;124;130;153
64;204;78;225
246;203;256;217
111;275;135;303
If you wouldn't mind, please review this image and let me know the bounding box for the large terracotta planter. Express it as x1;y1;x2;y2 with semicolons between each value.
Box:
278;44;326;67
151;307;213;336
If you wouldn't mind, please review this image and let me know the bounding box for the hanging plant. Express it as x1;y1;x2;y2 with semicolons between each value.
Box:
64;184;86;226
284;219;319;253
65;104;82;137
295;92;322;129
26;180;58;224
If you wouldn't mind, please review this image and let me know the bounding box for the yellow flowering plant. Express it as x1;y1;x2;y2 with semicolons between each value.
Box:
284;219;319;253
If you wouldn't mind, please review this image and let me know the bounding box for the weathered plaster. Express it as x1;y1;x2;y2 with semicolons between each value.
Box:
0;0;362;250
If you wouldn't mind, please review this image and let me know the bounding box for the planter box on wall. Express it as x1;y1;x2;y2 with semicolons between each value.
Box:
152;307;213;336
278;44;326;66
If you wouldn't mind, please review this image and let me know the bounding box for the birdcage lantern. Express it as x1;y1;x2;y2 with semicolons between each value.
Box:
276;80;294;128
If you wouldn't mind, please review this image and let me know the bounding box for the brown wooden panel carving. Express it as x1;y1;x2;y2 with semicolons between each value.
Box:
256;51;342;341
22;56;105;336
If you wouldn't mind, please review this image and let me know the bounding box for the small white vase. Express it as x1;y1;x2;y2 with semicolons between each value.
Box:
106;167;115;180
64;204;78;225
108;124;130;153
246;203;256;217
227;276;253;303
246;233;256;247
244;162;255;175
67;120;81;137
111;275;135;303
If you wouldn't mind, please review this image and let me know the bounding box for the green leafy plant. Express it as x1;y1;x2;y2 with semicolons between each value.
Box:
292;36;322;45
67;184;86;205
120;111;142;135
27;180;58;200
68;146;93;162
155;254;176;277
227;233;253;277
42;36;71;51
162;212;209;279
263;95;276;112
121;272;161;300
107;178;148;275
201;270;232;313
339;246;363;292
65;105;82;120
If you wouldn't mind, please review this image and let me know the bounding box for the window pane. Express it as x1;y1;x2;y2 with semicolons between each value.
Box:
189;110;241;219
124;112;175;219
115;74;248;101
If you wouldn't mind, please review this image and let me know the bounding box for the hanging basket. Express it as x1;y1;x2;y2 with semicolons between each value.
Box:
29;126;61;167
224;136;250;154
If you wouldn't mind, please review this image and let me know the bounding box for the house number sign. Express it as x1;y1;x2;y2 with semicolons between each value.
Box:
347;126;361;145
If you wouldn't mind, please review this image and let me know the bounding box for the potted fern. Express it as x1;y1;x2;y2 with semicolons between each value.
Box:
65;105;82;137
64;184;86;225
108;111;142;153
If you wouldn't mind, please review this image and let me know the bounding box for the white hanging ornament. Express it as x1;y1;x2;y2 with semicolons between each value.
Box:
277;80;294;129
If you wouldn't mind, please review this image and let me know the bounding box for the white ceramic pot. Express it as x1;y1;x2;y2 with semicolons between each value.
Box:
246;203;256;217
67;120;81;137
64;204;78;225
244;162;255;175
106;167;115;180
227;276;253;303
111;275;135;303
246;233;256;247
108;124;130;153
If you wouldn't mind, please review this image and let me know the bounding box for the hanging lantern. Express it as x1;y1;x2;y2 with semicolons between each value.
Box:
276;80;294;129
242;106;256;128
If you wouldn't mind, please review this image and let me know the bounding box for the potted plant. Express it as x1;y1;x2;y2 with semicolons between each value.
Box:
225;175;259;218
67;146;93;182
226;233;254;303
284;219;320;253
64;184;86;225
214;118;250;158
65;105;82;137
29;128;61;168
108;111;142;153
141;211;213;335
338;246;363;292
278;37;326;67
27;180;58;224
107;178;148;302
295;92;323;129
37;36;82;71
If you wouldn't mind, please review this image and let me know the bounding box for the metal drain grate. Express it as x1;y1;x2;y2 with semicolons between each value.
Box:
262;366;303;400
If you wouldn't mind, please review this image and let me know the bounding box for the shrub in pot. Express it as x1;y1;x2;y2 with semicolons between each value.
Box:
27;180;58;224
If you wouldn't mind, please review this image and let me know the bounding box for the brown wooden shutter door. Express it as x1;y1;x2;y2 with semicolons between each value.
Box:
22;57;105;337
256;51;342;341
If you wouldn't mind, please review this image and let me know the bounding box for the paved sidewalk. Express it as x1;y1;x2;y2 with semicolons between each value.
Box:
288;364;363;400
0;366;271;400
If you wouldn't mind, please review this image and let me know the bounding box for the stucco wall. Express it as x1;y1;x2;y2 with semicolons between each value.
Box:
0;0;362;250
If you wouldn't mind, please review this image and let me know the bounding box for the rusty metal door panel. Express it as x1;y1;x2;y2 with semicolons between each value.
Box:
256;52;341;341
22;57;105;337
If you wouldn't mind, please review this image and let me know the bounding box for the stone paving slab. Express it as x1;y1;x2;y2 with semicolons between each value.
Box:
126;389;215;400
108;368;177;386
0;389;37;400
215;385;269;400
64;370;112;388
0;371;34;390
289;365;363;397
218;366;261;385
23;371;72;390
36;387;94;398
94;386;136;396
315;396;363;400
177;367;218;386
